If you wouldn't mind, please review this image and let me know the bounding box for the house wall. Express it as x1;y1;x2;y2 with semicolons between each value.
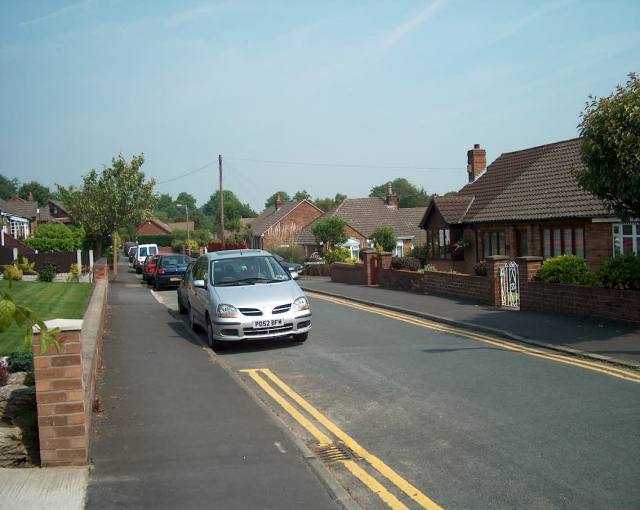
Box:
137;221;170;236
263;202;323;248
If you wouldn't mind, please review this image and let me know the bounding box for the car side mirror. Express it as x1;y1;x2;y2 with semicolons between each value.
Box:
290;271;299;280
193;279;206;288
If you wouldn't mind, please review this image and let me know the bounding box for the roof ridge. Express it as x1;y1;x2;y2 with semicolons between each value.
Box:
500;137;581;156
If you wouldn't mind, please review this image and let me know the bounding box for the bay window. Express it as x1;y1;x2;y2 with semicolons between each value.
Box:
543;227;584;258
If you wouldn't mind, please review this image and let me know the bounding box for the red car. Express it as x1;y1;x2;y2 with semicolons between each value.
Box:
143;253;172;285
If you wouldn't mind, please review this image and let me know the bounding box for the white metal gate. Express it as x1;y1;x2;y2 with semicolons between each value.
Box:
499;260;520;310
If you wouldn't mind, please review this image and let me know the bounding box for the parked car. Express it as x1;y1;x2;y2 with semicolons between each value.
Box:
128;245;138;264
123;241;137;256
270;253;303;278
152;254;191;290
185;249;311;348
142;254;161;284
177;262;195;315
134;244;158;273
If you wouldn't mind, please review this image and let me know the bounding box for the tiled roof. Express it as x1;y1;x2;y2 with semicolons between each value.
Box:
425;195;475;225
2;197;38;219
166;221;195;232
423;138;611;226
245;200;321;235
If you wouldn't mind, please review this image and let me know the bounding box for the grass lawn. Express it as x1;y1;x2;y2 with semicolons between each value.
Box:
0;280;94;356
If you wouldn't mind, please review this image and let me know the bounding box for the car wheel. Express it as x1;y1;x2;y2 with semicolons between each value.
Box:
206;316;223;350
178;293;188;314
293;332;308;342
189;307;200;332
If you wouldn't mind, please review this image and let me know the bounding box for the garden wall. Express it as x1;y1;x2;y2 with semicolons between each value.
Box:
521;281;640;325
331;262;367;285
0;246;92;272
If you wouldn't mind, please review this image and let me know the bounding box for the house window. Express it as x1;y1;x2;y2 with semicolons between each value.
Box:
542;227;585;258
394;240;404;257
613;223;639;255
425;229;451;259
482;231;506;257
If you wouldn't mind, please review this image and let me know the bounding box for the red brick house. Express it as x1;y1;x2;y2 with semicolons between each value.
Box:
136;218;195;236
246;196;324;250
419;139;638;274
297;184;426;258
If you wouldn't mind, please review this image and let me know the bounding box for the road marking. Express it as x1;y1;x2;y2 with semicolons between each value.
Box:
306;292;640;384
241;368;443;510
274;441;287;454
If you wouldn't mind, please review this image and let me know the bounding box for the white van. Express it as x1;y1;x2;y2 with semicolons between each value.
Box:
134;244;158;273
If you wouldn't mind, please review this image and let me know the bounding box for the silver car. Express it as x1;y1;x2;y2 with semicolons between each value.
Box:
185;249;312;348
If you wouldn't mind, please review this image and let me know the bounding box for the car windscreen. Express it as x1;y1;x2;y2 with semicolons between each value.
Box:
148;246;158;255
161;255;190;266
210;256;290;286
139;247;147;257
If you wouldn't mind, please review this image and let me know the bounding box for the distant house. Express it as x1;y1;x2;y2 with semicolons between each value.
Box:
47;199;73;224
0;198;32;241
245;195;324;251
419;139;638;274
297;183;426;258
136;218;195;236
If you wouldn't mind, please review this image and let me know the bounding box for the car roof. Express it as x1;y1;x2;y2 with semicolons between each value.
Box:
203;249;269;260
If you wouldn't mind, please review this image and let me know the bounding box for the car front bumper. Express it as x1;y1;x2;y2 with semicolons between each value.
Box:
210;312;312;341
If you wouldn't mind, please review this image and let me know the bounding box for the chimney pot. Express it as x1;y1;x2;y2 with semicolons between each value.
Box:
385;181;399;209
474;143;480;149
275;193;282;211
28;192;34;201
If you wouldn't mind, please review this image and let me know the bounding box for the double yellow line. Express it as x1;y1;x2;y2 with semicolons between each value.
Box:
241;368;443;510
306;291;640;384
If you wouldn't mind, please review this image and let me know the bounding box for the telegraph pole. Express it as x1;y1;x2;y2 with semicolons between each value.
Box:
219;154;225;249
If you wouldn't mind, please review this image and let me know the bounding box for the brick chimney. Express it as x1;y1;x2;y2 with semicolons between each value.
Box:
28;191;34;201
275;193;282;211
467;144;486;182
385;182;399;209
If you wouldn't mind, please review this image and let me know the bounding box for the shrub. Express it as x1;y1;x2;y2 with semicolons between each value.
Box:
409;244;430;265
596;254;640;290
0;360;8;386
25;223;85;252
67;262;80;282
423;264;437;272
324;248;351;265
391;256;421;271
16;257;37;275
3;265;23;281
137;234;174;246
271;245;305;264
370;225;397;253
474;262;487;276
304;263;330;276
207;241;248;252
7;352;34;373
39;263;57;282
536;255;597;285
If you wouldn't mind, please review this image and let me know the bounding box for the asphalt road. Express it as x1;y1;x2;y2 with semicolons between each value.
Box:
152;280;640;510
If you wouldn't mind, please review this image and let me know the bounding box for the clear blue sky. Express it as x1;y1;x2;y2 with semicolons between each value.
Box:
1;0;638;211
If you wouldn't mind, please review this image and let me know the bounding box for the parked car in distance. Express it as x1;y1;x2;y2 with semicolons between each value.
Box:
142;254;162;284
128;245;138;263
152;254;192;290
186;249;311;348
134;244;158;273
123;241;137;256
270;253;303;278
177;262;195;315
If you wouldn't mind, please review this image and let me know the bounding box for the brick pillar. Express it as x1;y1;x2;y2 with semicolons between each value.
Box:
363;250;377;286
94;261;108;280
516;256;543;283
33;322;88;466
378;252;392;270
485;255;508;306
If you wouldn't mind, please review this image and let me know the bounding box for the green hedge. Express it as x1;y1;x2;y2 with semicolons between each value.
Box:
136;234;174;246
597;254;640;290
536;256;596;285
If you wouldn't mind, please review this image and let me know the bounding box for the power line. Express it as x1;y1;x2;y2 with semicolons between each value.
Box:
155;159;218;185
225;156;462;171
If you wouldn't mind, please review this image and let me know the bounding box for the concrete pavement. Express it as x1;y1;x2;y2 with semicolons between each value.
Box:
0;467;87;510
299;276;640;367
86;265;342;509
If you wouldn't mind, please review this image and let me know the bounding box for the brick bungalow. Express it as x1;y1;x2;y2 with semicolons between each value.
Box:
419;139;639;274
136;218;195;236
297;183;426;258
245;195;324;250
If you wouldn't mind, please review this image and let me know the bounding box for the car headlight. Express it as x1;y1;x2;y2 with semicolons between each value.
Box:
292;296;310;312
217;304;240;318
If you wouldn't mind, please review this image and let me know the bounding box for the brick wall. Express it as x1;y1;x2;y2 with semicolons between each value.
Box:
585;222;612;271
331;262;367;285
33;330;88;466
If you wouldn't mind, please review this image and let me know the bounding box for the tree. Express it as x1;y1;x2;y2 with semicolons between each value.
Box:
19;181;50;204
293;190;311;202
370;178;431;207
176;192;197;210
370;224;397;252
201;190;256;223
311;215;347;250
577;73;640;220
314;193;346;212
0;174;18;199
58;153;158;276
264;191;291;209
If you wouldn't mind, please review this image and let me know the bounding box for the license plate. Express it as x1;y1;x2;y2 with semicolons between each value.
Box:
170;277;180;282
253;319;284;329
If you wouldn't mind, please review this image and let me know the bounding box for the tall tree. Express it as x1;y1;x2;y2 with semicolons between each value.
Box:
176;192;197;210
311;215;347;250
0;174;18;199
370;178;431;208
58;153;158;276
314;193;346;212
264;191;291;209
19;181;50;204
293;190;311;202
577;72;640;220
201;190;257;226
